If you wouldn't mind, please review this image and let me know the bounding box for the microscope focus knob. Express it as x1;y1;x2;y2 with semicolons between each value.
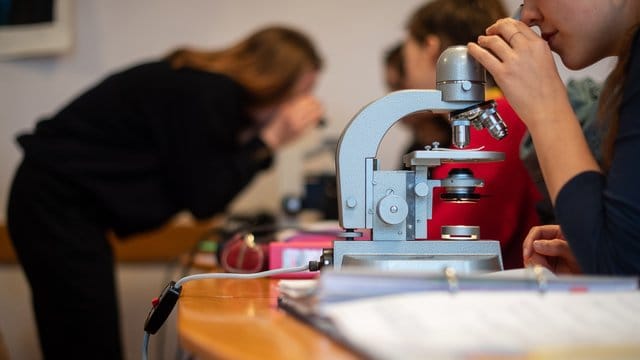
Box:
414;182;429;197
377;195;408;225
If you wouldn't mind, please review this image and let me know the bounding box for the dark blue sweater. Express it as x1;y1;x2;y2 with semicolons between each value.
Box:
555;30;640;275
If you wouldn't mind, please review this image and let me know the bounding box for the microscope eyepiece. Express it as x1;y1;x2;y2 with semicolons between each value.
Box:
436;46;486;102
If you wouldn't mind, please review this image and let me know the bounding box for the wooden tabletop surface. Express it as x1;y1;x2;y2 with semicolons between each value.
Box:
177;277;360;360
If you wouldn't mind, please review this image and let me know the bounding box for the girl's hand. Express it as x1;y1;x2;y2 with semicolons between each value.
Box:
467;18;570;131
523;225;582;274
260;95;324;150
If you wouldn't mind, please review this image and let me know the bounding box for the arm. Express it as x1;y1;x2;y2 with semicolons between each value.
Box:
467;19;601;204
471;20;640;274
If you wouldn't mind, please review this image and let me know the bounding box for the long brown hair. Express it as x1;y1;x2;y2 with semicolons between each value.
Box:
166;26;322;108
598;24;640;170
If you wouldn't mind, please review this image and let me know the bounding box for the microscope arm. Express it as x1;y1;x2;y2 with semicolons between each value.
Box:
336;89;477;230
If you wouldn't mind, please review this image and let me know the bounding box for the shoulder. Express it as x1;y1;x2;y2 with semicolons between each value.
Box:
113;61;249;109
114;61;242;89
176;67;248;104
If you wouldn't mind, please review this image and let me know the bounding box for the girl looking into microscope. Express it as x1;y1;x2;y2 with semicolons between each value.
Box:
469;0;640;275
7;25;324;359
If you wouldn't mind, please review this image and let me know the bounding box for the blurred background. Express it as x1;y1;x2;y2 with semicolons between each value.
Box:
0;1;615;359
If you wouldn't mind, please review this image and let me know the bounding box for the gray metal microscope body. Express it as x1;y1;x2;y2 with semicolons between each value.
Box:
329;46;506;273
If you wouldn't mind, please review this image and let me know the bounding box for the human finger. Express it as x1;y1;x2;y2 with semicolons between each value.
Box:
466;42;504;80
524;252;552;271
532;239;572;258
522;225;562;258
486;18;537;43
474;34;517;68
533;239;581;274
532;225;564;239
474;20;539;68
472;28;533;82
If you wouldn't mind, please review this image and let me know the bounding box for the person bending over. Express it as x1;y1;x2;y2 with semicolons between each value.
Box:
7;25;324;359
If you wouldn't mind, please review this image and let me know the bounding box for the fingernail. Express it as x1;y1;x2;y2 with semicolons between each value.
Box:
533;241;543;249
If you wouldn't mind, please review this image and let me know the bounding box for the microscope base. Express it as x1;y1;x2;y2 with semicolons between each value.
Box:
332;240;503;274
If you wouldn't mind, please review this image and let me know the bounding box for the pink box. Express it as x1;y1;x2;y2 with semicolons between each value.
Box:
268;235;334;279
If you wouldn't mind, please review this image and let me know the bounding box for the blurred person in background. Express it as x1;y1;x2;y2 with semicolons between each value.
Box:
7;25;324;359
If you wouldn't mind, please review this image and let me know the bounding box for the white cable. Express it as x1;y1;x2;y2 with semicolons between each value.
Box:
174;264;310;289
142;331;150;360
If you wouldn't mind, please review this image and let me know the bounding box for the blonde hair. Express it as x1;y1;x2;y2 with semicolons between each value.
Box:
166;25;322;108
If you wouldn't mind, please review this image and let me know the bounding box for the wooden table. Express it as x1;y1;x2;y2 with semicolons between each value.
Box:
177;277;360;360
0;214;221;263
177;276;640;360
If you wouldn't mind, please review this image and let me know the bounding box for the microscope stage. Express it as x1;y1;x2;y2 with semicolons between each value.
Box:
403;149;504;168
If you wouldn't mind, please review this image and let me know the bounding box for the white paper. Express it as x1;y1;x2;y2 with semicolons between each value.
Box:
321;291;640;360
278;279;318;298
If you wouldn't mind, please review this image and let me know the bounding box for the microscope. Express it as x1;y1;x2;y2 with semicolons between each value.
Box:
323;46;508;274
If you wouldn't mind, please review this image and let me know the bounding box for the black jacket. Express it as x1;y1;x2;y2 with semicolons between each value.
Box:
16;61;273;236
